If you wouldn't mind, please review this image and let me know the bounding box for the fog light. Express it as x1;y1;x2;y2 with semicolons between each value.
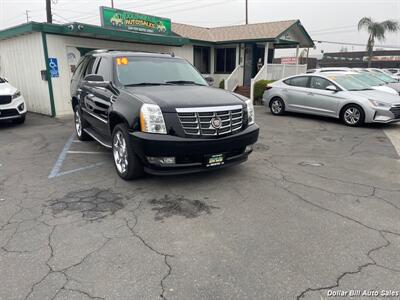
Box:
245;145;254;153
147;156;176;165
18;103;24;111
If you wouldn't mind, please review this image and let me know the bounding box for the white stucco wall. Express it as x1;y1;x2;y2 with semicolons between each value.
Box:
0;32;51;115
45;34;194;116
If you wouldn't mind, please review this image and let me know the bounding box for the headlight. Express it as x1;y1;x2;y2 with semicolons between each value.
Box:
368;99;391;108
245;99;255;125
12;91;21;99
140;103;167;134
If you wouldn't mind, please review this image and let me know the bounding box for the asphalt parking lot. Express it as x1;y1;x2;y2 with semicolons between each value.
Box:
1;107;400;300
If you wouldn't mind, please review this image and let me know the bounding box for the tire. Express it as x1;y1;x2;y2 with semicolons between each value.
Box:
12;115;25;124
269;97;285;115
112;124;144;180
341;104;365;127
74;107;91;141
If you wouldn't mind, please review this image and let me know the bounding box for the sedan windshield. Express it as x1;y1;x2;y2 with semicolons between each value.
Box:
115;56;207;86
371;72;397;83
327;74;372;91
351;73;386;86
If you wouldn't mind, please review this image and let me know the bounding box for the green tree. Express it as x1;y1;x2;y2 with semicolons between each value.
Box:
358;17;399;67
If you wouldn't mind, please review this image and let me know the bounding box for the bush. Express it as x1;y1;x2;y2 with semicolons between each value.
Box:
219;79;225;89
253;80;275;105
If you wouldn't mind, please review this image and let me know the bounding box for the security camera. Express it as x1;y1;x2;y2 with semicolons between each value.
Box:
67;24;74;30
77;25;84;30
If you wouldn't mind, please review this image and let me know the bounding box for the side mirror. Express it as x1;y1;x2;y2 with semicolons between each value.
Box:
84;74;104;82
326;85;338;92
204;76;214;86
83;74;119;95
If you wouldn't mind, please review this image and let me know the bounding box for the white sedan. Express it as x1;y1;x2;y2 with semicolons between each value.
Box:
263;72;400;127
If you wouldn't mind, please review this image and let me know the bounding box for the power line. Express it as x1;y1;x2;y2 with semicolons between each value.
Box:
314;39;400;49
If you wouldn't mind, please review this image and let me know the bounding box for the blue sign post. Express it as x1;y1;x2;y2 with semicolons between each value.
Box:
48;58;59;78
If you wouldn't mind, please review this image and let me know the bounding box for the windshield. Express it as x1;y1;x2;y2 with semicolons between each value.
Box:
352;73;386;86
115;56;207;86
371;72;397;83
327;74;372;91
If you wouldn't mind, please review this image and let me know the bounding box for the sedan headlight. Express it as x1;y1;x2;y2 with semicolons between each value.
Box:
12;91;21;99
368;99;391;108
140;103;167;134
245;99;255;125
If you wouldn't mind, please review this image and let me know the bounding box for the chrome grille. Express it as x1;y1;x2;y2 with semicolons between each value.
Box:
177;105;244;136
390;105;400;119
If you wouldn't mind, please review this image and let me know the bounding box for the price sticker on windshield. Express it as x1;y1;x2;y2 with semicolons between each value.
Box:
116;57;129;65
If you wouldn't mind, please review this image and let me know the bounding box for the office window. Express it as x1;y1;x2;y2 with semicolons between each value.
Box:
194;46;210;74
215;48;236;73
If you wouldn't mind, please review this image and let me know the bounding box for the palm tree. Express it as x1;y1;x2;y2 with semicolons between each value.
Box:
358;17;399;67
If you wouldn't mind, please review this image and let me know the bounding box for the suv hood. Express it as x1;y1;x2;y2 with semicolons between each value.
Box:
350;89;400;104
125;85;246;112
0;82;17;96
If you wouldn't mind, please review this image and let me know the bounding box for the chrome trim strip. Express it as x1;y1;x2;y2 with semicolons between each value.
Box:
83;129;112;149
0;115;20;120
82;107;108;124
176;105;243;113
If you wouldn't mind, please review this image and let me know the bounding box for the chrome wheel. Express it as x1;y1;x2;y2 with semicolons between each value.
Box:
75;110;82;137
271;99;283;114
113;131;128;174
344;107;361;125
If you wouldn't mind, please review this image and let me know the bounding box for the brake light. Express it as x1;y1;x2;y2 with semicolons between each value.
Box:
265;86;273;91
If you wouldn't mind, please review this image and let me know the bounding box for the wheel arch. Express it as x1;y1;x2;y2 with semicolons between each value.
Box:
109;111;129;134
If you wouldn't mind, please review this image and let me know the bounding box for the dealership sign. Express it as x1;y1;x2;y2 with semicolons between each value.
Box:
100;6;171;35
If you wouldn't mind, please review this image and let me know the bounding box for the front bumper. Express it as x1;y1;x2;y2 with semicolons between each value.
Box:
366;105;400;123
129;124;260;175
0;96;26;120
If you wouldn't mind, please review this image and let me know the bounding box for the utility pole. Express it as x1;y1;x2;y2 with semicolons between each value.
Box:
46;0;52;23
245;0;248;24
25;10;30;22
111;0;114;8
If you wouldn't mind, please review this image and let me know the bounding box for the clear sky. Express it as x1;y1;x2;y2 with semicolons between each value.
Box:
1;0;399;57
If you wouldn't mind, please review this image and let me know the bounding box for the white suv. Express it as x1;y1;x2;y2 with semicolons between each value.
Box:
0;77;26;124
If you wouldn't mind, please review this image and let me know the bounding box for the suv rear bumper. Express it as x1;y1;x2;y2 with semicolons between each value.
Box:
129;124;259;175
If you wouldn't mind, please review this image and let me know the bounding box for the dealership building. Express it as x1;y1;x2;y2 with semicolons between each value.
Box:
0;7;313;117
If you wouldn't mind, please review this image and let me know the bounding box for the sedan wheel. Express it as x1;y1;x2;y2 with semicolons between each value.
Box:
74;108;91;141
342;105;364;127
270;98;285;115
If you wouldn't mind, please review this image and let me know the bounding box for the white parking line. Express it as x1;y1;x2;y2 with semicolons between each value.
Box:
49;133;104;179
384;124;400;157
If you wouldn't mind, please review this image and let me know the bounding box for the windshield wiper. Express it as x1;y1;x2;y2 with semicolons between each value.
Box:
125;82;171;87
165;80;205;86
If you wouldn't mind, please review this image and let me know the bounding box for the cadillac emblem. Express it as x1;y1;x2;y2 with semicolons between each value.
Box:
211;117;222;129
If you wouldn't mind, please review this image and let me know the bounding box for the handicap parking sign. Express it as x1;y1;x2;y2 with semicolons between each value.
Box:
48;58;59;78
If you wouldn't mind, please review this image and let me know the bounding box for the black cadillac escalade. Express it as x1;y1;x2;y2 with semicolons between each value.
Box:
70;50;259;180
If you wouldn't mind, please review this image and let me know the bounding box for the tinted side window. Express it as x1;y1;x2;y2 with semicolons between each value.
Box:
285;76;309;87
310;77;332;90
83;57;97;77
72;57;88;80
96;58;111;81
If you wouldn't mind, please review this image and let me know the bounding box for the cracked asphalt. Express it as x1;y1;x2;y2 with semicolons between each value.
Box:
1;107;400;300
